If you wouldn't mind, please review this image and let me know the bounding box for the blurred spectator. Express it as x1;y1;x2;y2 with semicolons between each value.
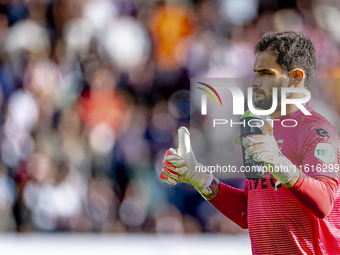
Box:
148;2;194;71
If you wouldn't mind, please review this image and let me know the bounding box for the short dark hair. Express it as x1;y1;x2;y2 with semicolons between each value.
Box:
254;31;317;87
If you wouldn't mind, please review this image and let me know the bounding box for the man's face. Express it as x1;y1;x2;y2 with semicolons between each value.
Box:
252;51;289;110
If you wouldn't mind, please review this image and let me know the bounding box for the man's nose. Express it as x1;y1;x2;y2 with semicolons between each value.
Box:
251;76;261;88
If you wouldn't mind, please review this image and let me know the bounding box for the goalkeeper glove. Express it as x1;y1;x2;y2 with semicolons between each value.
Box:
242;128;298;186
160;127;215;197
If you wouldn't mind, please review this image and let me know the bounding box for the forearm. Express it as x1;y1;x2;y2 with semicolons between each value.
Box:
288;172;338;218
208;181;248;229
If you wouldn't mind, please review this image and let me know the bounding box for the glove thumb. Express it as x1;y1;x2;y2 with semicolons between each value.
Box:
263;119;273;136
177;127;191;163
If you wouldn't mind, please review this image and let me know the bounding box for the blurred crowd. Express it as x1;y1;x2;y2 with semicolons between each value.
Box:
1;0;340;234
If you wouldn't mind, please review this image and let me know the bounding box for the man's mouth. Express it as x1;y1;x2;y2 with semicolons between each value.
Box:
254;90;264;95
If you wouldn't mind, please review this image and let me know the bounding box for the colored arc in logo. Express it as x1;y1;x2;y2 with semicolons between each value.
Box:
196;82;223;106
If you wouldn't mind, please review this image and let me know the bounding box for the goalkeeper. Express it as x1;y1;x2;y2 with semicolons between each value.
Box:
160;31;340;254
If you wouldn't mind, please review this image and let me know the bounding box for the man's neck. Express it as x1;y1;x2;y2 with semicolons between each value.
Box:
269;103;306;119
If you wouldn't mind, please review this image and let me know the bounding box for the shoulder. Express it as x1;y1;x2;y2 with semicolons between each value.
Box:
296;110;340;163
297;110;338;140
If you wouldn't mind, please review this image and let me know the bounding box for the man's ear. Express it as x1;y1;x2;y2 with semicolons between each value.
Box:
289;69;304;87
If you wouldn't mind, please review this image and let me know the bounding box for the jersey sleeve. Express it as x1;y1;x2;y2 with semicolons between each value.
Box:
288;172;339;218
208;180;248;229
299;120;340;179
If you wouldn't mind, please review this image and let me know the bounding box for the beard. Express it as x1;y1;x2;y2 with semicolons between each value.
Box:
253;78;290;110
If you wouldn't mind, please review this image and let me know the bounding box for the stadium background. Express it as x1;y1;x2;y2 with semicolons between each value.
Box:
0;0;340;253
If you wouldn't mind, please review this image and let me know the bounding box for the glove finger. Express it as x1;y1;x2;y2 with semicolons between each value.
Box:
163;155;186;169
169;148;178;155
163;157;186;169
245;143;271;155
161;175;178;185
165;148;176;156
242;135;268;147
160;172;177;186
163;163;188;176
253;152;276;162
263;120;273;135
162;165;180;181
163;149;186;169
252;152;264;162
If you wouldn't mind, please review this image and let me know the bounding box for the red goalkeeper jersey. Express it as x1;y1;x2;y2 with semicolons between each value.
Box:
210;105;340;254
